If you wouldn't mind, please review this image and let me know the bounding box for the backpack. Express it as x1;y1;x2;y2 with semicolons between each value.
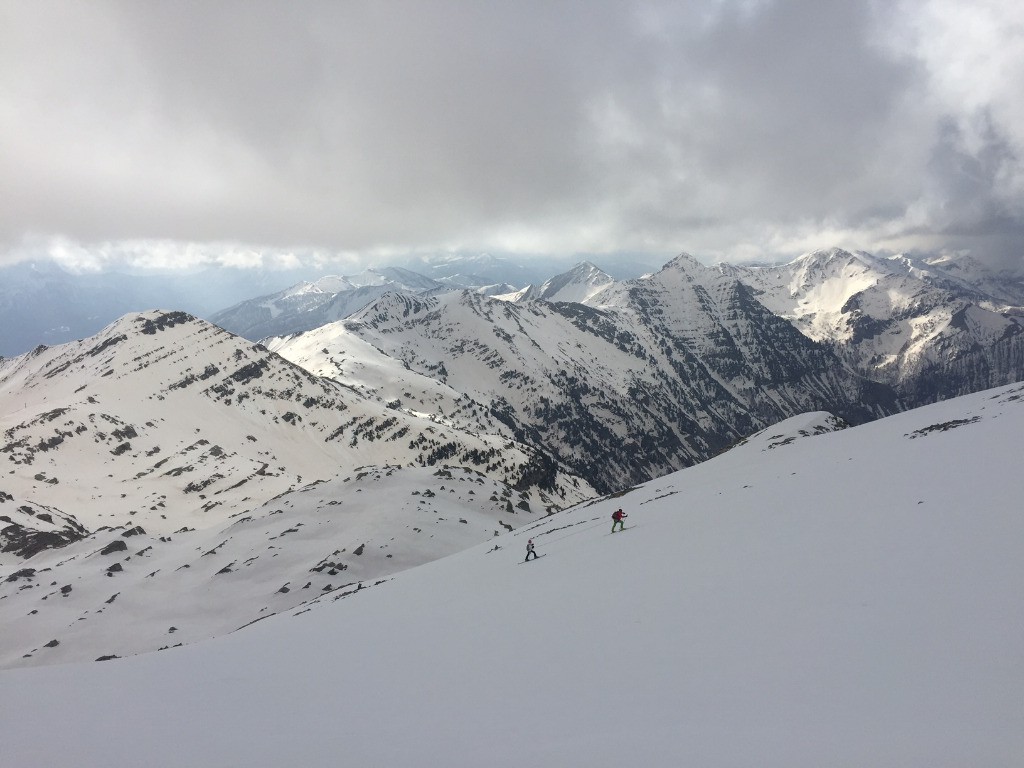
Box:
612;510;622;521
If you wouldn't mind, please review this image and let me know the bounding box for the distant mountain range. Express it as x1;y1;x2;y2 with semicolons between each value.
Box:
0;253;588;358
267;255;897;494
203;249;1024;413
208;267;449;340
722;248;1024;402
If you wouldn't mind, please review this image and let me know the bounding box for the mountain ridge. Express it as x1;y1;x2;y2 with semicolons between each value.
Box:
723;247;1024;403
1;309;590;545
270;257;898;494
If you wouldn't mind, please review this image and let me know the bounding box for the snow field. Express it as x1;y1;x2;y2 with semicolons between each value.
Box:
2;385;1022;766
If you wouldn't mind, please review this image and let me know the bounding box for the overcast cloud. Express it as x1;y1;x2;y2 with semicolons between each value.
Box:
1;0;1022;272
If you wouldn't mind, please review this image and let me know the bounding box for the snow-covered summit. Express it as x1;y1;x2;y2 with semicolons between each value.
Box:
209;267;448;341
906;251;1024;308
725;247;1024;403
535;261;615;303
492;261;615;305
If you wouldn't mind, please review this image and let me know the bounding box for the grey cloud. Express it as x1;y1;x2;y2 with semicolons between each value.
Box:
589;1;923;224
0;0;1021;270
928;115;1022;229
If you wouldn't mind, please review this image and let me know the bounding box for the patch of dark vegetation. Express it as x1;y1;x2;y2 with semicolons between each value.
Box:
1;521;87;559
230;359;270;385
6;568;36;582
86;334;127;357
202;539;228;556
138;311;194;335
906;416;981;439
36;435;65;452
514;450;559;493
111;426;138;441
99;540;128;556
170;363;221;391
184;474;224;493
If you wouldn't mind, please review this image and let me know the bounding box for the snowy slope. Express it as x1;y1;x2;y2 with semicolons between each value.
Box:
264;316;518;440
2;384;1022;767
0;311;593;664
0;464;550;668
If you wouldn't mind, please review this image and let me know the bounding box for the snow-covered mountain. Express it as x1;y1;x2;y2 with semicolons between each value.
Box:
908;251;1024;308
208;267;447;341
723;248;1024;403
269;255;897;495
0;309;583;537
0;256;540;357
2;382;1021;766
0;311;593;663
496;261;616;304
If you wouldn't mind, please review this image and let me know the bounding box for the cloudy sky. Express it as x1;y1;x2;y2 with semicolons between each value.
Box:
1;0;1022;273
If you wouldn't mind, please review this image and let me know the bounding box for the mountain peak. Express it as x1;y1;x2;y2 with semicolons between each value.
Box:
535;262;615;304
785;248;899;286
660;252;708;273
567;260;603;275
792;247;859;266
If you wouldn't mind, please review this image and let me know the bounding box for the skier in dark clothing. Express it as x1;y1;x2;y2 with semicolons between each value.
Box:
525;538;538;562
611;508;627;533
